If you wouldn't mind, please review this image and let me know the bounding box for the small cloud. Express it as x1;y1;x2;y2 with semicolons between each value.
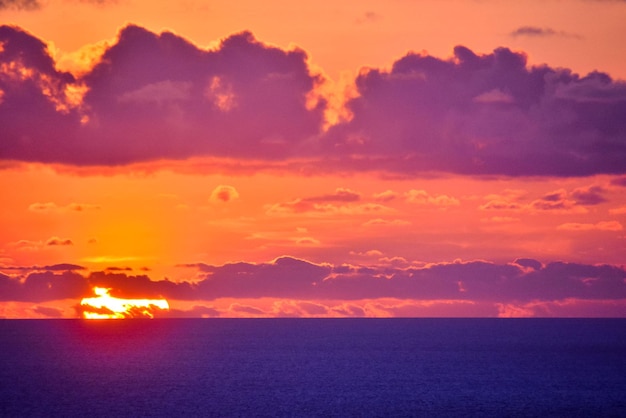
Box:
0;0;41;10
356;11;382;24
609;206;626;215
229;303;266;316
304;188;361;203
405;190;460;207
514;258;543;271
46;237;73;246
295;237;320;246
67;203;100;212
373;190;398;202
28;202;59;212
527;189;587;214
119;81;191;106
473;89;515;104
210;185;239;203
104;266;133;272
350;250;384;258
205;76;237;112
571;185;607;205
363;218;411;227
557;221;623;231
29;202;100;213
480;200;523;211
480;216;521;223
510;26;582;39
76;0;121;7
610;176;626;187
32;305;64;318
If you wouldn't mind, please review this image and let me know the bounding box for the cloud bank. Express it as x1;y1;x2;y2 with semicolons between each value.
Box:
2;258;624;308
1;24;626;176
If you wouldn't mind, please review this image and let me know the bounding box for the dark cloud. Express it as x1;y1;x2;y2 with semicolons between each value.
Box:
610;176;626;187
356;11;382;25
0;0;41;10
2;258;625;315
104;266;133;272
1;24;324;165
77;25;324;164
303;188;361;203
0;270;90;302
32;305;64;317
43;263;85;271
46;237;73;246
324;46;626;176
510;26;581;39
1;25;626;176
571;185;607;205
0;25;81;161
0;263;85;271
229;304;266;316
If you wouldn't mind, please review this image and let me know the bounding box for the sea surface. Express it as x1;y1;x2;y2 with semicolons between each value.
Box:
1;318;625;417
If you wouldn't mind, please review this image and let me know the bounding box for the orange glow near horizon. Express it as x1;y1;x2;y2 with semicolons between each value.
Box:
80;287;169;319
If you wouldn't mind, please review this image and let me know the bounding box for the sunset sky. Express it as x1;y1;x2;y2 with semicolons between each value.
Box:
1;0;625;318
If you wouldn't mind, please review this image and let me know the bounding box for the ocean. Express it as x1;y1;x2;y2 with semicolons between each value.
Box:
1;318;625;417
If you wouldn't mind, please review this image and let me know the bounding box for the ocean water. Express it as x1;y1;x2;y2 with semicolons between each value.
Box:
1;319;625;417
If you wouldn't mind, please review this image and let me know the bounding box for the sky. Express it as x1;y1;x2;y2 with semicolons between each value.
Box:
1;0;625;318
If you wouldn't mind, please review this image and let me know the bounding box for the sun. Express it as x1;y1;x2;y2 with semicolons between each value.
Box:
80;287;169;319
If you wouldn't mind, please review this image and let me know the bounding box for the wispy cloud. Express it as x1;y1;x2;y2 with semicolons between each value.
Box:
510;26;582;39
0;0;41;10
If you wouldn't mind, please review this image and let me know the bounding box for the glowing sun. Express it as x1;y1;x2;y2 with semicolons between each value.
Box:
80;287;169;319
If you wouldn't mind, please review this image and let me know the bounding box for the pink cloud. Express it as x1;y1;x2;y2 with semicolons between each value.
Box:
609;206;626;215
405;189;460;207
480;188;593;214
362;218;411;227
210;185;239;203
373;190;398;202
557;221;623;231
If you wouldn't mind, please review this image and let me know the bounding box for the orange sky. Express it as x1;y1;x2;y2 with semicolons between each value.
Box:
1;0;625;318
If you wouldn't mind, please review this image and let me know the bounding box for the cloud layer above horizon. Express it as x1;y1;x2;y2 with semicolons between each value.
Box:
2;257;625;318
1;24;626;176
0;256;626;303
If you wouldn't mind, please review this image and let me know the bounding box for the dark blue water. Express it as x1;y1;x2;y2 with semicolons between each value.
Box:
1;319;625;417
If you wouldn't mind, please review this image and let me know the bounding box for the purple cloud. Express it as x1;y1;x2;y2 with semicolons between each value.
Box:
302;188;361;203
3;257;624;308
324;46;626;176
1;25;324;165
0;270;90;302
32;305;64;317
610;176;626;187
2;25;626;176
510;26;581;39
571;185;607;205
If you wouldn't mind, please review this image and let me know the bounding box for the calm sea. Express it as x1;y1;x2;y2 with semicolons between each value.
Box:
1;319;625;417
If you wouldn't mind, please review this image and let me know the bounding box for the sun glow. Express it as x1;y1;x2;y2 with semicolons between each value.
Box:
80;287;169;319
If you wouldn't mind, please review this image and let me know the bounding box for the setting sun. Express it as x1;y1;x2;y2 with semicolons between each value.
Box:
80;287;169;319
